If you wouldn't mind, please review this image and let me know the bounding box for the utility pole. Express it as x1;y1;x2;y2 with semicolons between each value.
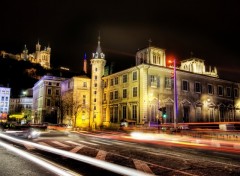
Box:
173;59;178;129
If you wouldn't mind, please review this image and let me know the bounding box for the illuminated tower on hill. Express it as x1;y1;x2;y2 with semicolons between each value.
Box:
90;35;106;129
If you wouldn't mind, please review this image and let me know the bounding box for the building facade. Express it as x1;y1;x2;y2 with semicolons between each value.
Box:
32;75;65;124
30;39;240;128
0;87;10;122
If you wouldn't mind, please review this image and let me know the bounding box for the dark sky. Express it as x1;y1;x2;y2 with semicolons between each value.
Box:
1;0;239;81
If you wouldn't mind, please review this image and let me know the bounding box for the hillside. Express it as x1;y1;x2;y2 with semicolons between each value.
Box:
0;57;83;98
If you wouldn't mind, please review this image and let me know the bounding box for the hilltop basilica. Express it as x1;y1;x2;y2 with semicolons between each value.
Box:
0;41;51;69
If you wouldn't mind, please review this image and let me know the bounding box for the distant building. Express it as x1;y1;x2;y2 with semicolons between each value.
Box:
1;41;51;69
9;88;33;122
0;87;11;122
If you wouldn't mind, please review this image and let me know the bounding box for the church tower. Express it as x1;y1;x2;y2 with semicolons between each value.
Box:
90;35;106;129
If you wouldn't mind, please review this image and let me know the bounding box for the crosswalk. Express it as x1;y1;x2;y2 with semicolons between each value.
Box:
24;138;154;175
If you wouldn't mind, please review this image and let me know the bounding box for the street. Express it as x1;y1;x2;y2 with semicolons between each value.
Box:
1;129;240;176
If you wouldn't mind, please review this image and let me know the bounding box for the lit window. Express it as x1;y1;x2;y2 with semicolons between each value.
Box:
83;82;87;87
132;105;137;120
165;77;172;89
110;79;114;86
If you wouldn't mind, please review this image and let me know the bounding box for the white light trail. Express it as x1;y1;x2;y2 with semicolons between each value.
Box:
0;133;153;176
0;140;79;176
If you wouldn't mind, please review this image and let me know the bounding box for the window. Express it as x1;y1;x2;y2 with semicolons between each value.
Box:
56;89;60;96
83;82;87;87
114;107;118;122
104;80;108;88
56;83;59;86
94;106;96;110
182;80;189;91
150;75;158;87
83;95;86;105
110;92;113;100
47;88;52;95
114;90;118;99
122;74;128;83
94;83;97;87
226;87;231;97
94;98;96;102
195;82;201;93
208;84;214;94
110;79;114;86
95;68;97;72
165;77;172;89
5;97;8;101
123;89;127;98
94;91;97;95
234;88;239;98
132;105;137;120
94;75;97;80
218;86;223;96
48;82;52;86
103;93;106;101
114;77;118;85
46;99;51;106
133;87;138;97
132;71;137;81
1;97;4;101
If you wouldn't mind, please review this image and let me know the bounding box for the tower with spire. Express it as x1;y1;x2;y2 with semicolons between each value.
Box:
90;35;106;129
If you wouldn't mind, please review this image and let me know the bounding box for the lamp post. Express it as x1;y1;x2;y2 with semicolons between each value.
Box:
173;59;178;129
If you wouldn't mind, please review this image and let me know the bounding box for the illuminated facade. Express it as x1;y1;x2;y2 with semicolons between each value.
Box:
32;75;65;124
0;87;10;122
61;76;91;127
31;39;240;128
1;41;51;69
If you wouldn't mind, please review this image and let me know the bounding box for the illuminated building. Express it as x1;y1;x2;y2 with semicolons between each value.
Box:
32;75;65;124
0;87;11;122
31;38;240;128
0;41;51;69
61;76;91;127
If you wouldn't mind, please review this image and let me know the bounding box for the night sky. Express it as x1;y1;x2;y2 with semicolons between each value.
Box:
1;0;239;81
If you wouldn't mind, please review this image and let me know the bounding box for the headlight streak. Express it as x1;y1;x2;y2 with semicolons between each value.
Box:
0;140;78;176
0;133;153;176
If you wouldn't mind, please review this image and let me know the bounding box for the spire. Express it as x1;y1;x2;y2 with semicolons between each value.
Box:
92;33;105;59
83;53;87;74
148;38;152;47
96;32;102;54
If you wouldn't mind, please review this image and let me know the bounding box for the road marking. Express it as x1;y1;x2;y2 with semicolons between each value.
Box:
52;141;70;148
70;146;83;153
90;140;112;145
38;142;51;146
96;150;107;160
23;144;35;150
133;159;154;174
79;141;98;146
65;141;85;147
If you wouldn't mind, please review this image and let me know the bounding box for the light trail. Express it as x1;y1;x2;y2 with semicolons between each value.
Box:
0;140;79;176
0;133;153;176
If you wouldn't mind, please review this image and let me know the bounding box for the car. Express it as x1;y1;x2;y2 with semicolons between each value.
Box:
3;126;40;139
